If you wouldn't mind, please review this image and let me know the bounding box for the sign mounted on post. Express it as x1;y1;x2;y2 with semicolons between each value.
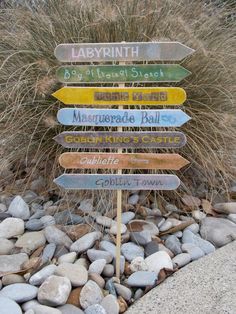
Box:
54;42;195;62
58;153;189;170
57;108;191;127
52;87;186;106
56;64;191;83
53;131;187;149
54;174;181;190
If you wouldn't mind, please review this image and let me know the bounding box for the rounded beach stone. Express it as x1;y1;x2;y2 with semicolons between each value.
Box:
21;300;40;312
99;241;116;257
120;211;135;224
145;251;173;274
33;304;62;314
2;274;25;286
121;242;144;262
70;232;102;253
0;238;14;255
182;229;215;254
127;271;157;287
129;256;148;272
25;219;44;231
96;216;114;227
0;253;29;274
100;294;119;314
29;264;57;286
102;264;114;277
44;226;72;249
0;283;38;302
165;235;182;255
84;304;106;314
128;194;139;205
181;243;205;261
58;304;84;314
110;223;127;235
172;253;191;268
88;259;106;275
88;273;105;289
38;275;71;306
58;252;77;264
87;249;113;263
0;296;22;314
55;263;88;287
144;241;159;257
114;283;132;301
8;196;30;220
80;280;103;309
15;231;46;253
0;218;24;239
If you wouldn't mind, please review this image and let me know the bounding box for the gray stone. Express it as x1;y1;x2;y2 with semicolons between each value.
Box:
88;273;105;289
54;210;83;225
102;264;114;277
0;283;38;302
44;226;72;249
79;199;94;213
42;243;56;262
110;223;127;235
181;243;205;261
185;223;200;234
114;283;132;301
54;245;69;258
0;296;22;314
15;231;46;253
228;214;236;224
21;300;40;312
182;229;215;254
130;230;152;246
29;265;57;286
88;259;106;275
105;278;117;297
128;194;139;205
70;232;102;253
165;235;182;255
87;249;113;263
144;241;159;257
120;211;135;224
25;219;44;231
213;202;236;214
96;216;113;227
128;220;159;236
99;241;116;257
40;215;55;227
80;280;103;309
8;196;30;220
0;253;28;274
172;253;191;268
127;271;157;287
145;251;173;274
58;304;84;314
56;263;88;287
0;213;11;221
2;274;25;286
29;210;45;220
100;294;119;314
0;217;24;239
84;304;106;314
173;231;183;238
192;210;206;221
58;252;77;264
38;275;71;306
159;220;173;232
134;288;144;300
121;242;144;262
0;238;14;255
33;304;62;314
130;256;148;272
200;217;236;247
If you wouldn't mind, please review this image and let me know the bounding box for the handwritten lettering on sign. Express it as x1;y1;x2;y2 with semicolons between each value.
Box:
54;42;195;62
58;153;189;170
54;174;181;190
56;64;191;83
53;131;187;149
52;87;186;106
57;108;191;127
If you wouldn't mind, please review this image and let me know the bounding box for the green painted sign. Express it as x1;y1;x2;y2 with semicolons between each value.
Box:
56;64;191;83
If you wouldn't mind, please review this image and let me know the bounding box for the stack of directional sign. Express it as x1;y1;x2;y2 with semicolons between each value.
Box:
52;42;194;276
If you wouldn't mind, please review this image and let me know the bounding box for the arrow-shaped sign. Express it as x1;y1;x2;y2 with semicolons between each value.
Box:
56;64;191;83
58;153;189;170
53;131;187;149
57;108;191;127
54;42;195;62
54;174;180;191
52;87;186;106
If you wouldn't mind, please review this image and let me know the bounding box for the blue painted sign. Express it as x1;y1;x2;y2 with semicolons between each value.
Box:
57;108;191;127
54;174;180;190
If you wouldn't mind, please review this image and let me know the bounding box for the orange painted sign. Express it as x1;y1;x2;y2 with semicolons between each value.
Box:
58;153;189;170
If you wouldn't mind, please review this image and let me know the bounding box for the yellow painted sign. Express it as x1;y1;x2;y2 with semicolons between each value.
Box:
52;87;186;106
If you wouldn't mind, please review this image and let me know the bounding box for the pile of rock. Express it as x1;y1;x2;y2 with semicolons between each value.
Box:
0;191;236;313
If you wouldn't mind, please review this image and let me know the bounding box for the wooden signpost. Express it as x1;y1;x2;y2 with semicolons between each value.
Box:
54;42;194;62
52;86;186;106
53;131;187;149
53;174;181;190
58;153;189;170
57;108;191;127
56;64;191;83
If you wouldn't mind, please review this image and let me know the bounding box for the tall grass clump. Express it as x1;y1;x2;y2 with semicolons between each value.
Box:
0;0;236;201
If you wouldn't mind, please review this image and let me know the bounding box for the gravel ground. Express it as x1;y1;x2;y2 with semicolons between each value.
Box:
126;241;236;314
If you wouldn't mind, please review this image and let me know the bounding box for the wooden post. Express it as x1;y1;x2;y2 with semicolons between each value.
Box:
115;59;125;279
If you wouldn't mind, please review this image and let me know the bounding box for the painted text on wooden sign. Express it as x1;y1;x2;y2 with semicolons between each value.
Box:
52;87;186;106
56;64;191;83
54;42;195;62
58;153;189;170
54;174;180;190
57;108;191;127
53;131;187;149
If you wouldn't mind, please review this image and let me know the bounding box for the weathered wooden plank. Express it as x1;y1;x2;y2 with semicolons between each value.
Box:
53;174;180;190
57;108;191;127
52;87;186;106
56;64;191;83
53;131;187;149
54;42;195;62
58;153;189;170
